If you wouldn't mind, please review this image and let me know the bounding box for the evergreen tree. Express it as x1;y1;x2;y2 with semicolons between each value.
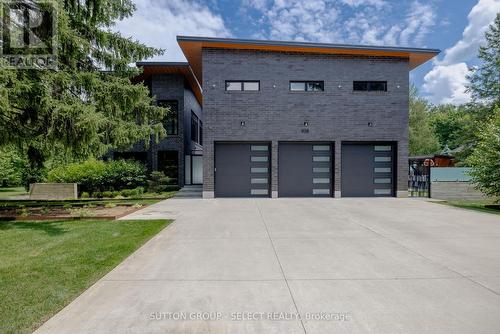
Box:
0;0;167;182
467;13;500;104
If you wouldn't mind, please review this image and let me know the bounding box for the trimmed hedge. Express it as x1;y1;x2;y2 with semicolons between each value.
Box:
47;159;146;195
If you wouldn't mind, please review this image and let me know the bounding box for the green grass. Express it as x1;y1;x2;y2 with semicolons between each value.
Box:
436;199;500;215
0;187;27;199
0;219;171;334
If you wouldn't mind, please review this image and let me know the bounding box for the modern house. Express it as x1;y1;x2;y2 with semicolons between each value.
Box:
175;36;439;198
111;62;203;187
121;36;439;198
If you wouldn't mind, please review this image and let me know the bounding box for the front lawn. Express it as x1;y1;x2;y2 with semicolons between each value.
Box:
436;199;500;215
0;187;28;199
0;219;171;334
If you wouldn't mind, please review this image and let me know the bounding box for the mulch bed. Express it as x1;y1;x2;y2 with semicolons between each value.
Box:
0;205;144;221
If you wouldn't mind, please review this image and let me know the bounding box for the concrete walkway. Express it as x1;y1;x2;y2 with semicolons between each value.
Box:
36;198;500;334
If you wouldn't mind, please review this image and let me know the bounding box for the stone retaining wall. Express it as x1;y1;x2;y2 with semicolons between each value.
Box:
29;183;78;200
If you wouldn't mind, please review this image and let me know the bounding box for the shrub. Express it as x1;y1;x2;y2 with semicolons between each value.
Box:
104;160;147;190
101;191;114;198
120;189;132;197
119;187;143;198
17;206;29;217
147;171;171;193
80;192;90;199
68;207;94;218
47;159;146;194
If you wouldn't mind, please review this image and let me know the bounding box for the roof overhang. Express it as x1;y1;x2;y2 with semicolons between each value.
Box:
134;62;202;104
177;36;440;84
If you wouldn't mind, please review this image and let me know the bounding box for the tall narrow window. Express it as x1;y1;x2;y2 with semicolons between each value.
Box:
289;81;324;91
191;111;199;143
199;121;203;146
158;100;178;135
353;81;387;91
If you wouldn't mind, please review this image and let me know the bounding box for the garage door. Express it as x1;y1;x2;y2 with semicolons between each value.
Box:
279;143;332;197
215;143;270;197
341;143;394;197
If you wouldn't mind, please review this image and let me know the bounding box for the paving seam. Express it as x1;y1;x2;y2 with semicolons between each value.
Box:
101;276;461;282
255;200;308;334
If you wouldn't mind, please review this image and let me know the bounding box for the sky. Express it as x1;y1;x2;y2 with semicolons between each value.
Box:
115;0;500;105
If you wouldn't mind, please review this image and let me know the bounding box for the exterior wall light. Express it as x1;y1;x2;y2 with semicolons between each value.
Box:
304;121;309;127
368;122;373;127
240;121;246;126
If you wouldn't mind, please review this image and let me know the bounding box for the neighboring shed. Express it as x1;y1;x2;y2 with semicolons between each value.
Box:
409;154;455;167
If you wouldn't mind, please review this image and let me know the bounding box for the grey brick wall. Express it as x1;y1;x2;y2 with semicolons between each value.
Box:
110;73;204;187
151;73;186;186
183;87;203;154
202;48;409;196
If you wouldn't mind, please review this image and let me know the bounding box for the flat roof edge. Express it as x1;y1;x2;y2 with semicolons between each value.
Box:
136;61;189;67
176;36;440;54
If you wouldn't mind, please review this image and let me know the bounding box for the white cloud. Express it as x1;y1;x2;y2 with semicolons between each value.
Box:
423;63;471;105
399;1;435;46
243;0;270;10
348;1;435;47
423;0;500;104
263;0;342;43
437;0;500;65
244;0;437;47
114;0;230;61
340;0;388;9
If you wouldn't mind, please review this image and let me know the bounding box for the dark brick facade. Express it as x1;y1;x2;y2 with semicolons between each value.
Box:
202;48;409;197
110;73;202;187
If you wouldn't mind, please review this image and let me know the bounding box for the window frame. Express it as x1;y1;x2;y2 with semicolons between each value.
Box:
191;111;199;143
353;81;387;92
289;81;325;92
199;120;203;146
158;100;179;135
225;80;260;91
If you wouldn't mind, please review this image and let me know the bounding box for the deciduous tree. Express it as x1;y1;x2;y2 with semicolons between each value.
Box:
409;86;440;156
466;106;500;198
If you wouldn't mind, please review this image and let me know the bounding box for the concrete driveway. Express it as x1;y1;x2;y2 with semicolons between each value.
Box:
36;198;500;334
